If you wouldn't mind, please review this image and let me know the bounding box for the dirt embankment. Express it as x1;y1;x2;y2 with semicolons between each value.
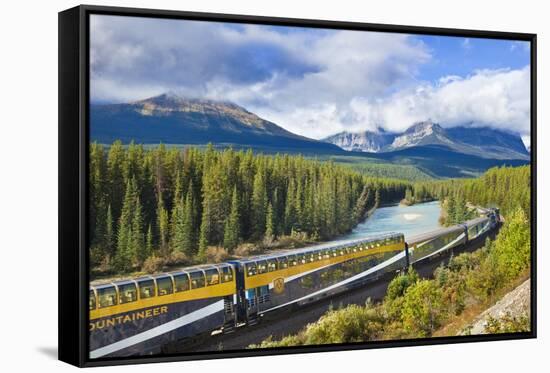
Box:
461;279;531;335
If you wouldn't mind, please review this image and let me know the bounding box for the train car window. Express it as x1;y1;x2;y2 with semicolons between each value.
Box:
288;255;297;267
205;269;220;286
118;283;137;304
157;276;174;295
267;259;278;272
257;260;268;274
97;286;117;308
332;248;338;257
278;257;288;269
307;252;315;262
323;249;331;259
220;266;234;283
189;271;206;289
338;248;345;256
296;253;306;265
89;290;96;310
138;279;156;299
246;262;257;276
174;274;190;292
316;251;323;261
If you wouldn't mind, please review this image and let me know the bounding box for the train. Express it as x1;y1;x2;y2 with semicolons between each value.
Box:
89;209;500;359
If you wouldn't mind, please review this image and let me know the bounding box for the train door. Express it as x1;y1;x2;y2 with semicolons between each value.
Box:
233;264;248;325
245;288;259;324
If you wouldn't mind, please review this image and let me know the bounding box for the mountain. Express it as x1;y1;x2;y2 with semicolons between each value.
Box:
90;93;342;153
322;128;395;152
365;144;529;178
324;121;529;160
446;126;529;160
387;121;454;150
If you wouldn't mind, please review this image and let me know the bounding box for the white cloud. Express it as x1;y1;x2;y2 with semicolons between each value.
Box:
337;67;530;137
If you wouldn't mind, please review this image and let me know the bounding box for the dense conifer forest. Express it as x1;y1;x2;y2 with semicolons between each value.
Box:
89;142;412;277
410;166;531;225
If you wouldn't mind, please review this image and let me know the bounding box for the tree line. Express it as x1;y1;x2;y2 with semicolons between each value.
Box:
411;165;531;223
90;142;412;276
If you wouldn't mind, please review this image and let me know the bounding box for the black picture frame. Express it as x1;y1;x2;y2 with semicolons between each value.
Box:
59;4;537;367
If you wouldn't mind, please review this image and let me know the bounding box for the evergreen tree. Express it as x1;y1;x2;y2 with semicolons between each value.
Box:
156;193;170;256
114;178;138;272
252;170;267;239
446;195;456;225
198;200;212;260
265;202;275;241
223;187;240;252
106;140;126;227
132;196;146;265
105;204;114;258
182;183;197;256
145;224;153;259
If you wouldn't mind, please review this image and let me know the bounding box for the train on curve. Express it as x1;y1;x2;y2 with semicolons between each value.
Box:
89;209;499;358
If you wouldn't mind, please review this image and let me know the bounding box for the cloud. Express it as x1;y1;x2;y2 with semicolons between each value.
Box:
345;67;530;137
90;16;322;103
91;15;530;142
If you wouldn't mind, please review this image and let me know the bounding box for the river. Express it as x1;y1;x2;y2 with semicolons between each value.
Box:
341;200;442;241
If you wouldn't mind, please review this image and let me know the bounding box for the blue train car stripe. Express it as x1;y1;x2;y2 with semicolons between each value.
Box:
262;250;406;313
89;300;224;358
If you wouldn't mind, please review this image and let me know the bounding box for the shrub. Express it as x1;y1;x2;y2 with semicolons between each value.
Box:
142;256;166;273
304;303;385;344
234;243;262;257
166;251;190;267
205;246;230;263
401;280;446;337
484;312;530;334
492;208;531;281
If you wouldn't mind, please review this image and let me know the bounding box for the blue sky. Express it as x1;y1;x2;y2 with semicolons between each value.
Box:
90;15;531;144
416;35;529;82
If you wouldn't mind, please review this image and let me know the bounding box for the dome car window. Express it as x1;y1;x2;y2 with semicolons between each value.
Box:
118;283;137;304
138;279;156;299
173;274;190;292
220;267;234;283
205;269;220;286
97;286;117;308
89;290;96;310
189;271;205;289
156;276;173;296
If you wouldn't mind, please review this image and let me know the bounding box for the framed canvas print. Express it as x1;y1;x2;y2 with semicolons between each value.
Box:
58;4;537;367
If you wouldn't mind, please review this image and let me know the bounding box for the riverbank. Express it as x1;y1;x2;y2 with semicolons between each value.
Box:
399;198;436;207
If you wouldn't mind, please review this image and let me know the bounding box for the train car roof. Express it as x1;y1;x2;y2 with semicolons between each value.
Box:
407;216;489;246
465;216;490;227
90;263;233;287
231;232;403;264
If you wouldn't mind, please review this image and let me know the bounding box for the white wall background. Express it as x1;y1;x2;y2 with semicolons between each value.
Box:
0;0;546;371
